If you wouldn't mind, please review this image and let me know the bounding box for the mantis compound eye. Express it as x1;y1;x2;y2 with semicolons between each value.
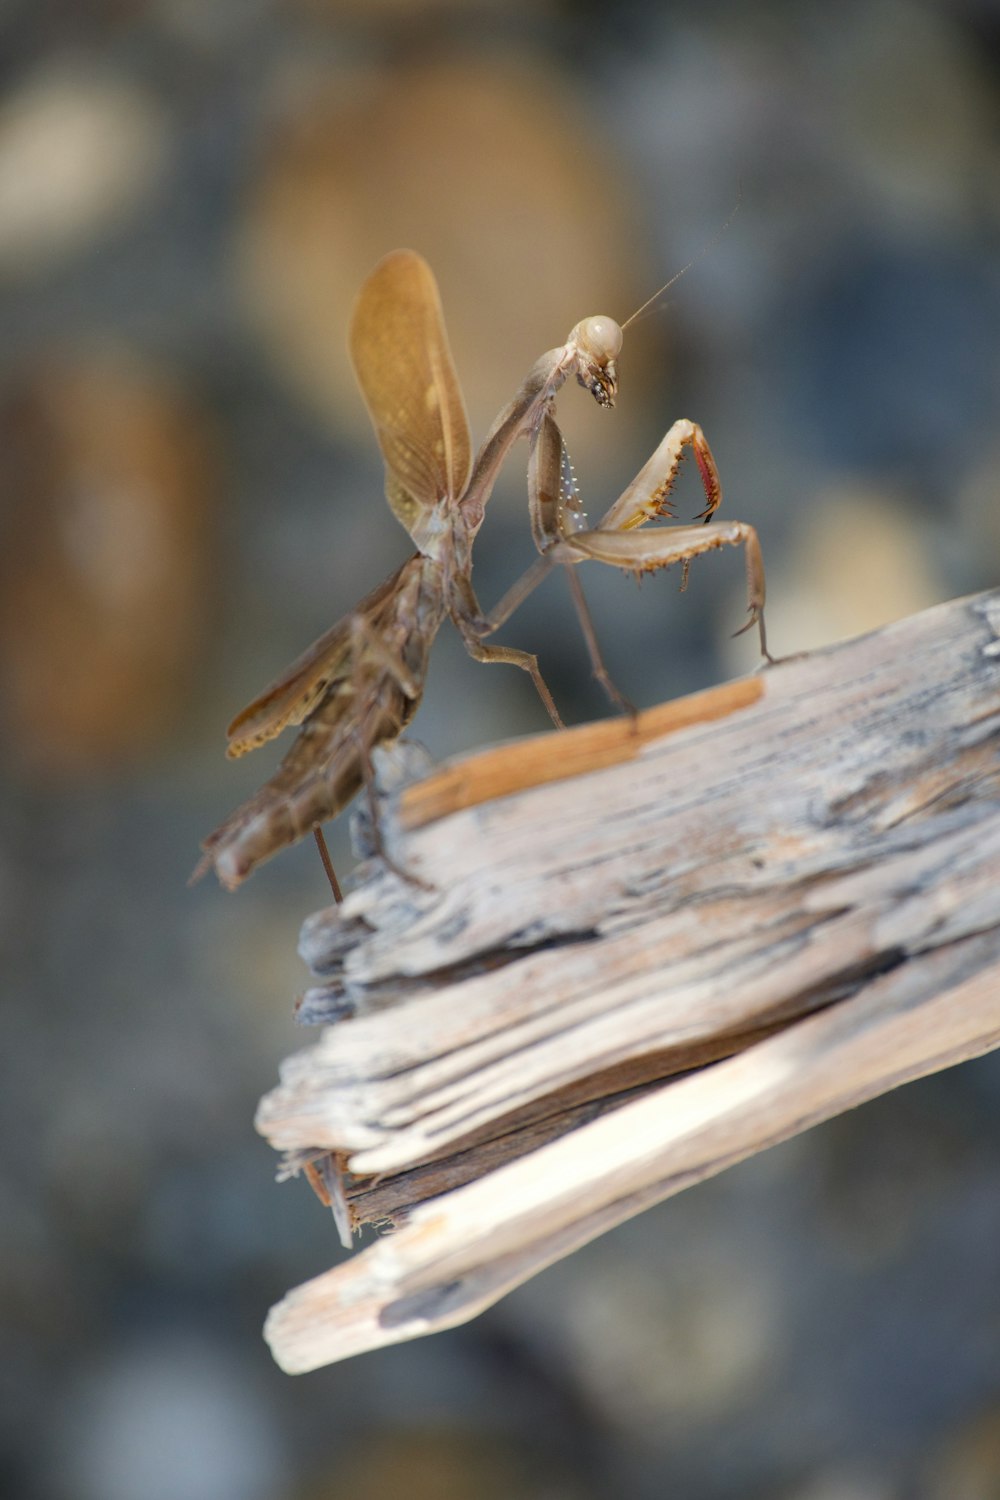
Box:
578;315;623;364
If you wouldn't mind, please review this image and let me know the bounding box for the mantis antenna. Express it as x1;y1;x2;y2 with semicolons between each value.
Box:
620;194;743;331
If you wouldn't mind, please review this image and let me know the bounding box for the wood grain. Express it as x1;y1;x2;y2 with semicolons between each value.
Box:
397;675;763;826
256;589;1000;1370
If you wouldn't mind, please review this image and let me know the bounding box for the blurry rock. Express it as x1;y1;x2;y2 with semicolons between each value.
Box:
810;1080;969;1269
154;0;275;48
296;1429;585;1500
508;1216;778;1441
236;55;652;470
781;241;997;487
44;1330;286;1500
780;1470;894;1500
0;351;215;776
761;486;944;656
0;64;168;276
822;0;995;227
290;0;529;14
925;1404;1000;1500
956;444;1000;587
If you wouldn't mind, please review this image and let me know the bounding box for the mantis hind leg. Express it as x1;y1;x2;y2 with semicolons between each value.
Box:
312;828;342;902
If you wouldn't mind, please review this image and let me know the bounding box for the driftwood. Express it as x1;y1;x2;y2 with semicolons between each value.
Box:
256;589;1000;1372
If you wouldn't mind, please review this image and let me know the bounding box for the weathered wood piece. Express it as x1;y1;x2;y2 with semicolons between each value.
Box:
258;590;1000;1372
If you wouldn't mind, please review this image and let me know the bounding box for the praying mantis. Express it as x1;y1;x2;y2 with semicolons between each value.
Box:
195;249;768;892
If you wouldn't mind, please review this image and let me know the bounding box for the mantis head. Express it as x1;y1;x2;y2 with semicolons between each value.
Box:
570;315;622;408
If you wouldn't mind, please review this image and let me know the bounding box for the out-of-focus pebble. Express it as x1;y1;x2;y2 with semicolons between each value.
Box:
154;0;275;47
0;351;215;775
289;0;528;14
925;1404;1000;1500
0;65;168;275
956;444;1000;583
509;1217;779;1440
761;486;944;655
295;1428;586;1500
821;0;995;227
43;1331;286;1500
779;1470;894;1500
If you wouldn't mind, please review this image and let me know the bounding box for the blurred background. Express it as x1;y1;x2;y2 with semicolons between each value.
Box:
2;1;1000;1496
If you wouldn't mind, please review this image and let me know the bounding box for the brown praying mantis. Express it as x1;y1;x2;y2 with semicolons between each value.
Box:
195;248;768;892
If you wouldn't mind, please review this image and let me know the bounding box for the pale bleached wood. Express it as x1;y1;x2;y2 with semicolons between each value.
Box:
266;951;1000;1372
257;589;1000;1370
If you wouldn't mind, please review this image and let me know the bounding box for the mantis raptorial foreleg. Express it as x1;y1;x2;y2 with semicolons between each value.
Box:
593;416;722;531
569;435;767;658
491;408;771;686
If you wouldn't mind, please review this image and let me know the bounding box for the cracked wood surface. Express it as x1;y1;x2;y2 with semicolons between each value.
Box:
257;589;1000;1371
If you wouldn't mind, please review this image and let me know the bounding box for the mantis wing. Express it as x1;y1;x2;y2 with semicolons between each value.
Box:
223;618;353;759
223;253;465;760
349;249;472;538
223;559;416;758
